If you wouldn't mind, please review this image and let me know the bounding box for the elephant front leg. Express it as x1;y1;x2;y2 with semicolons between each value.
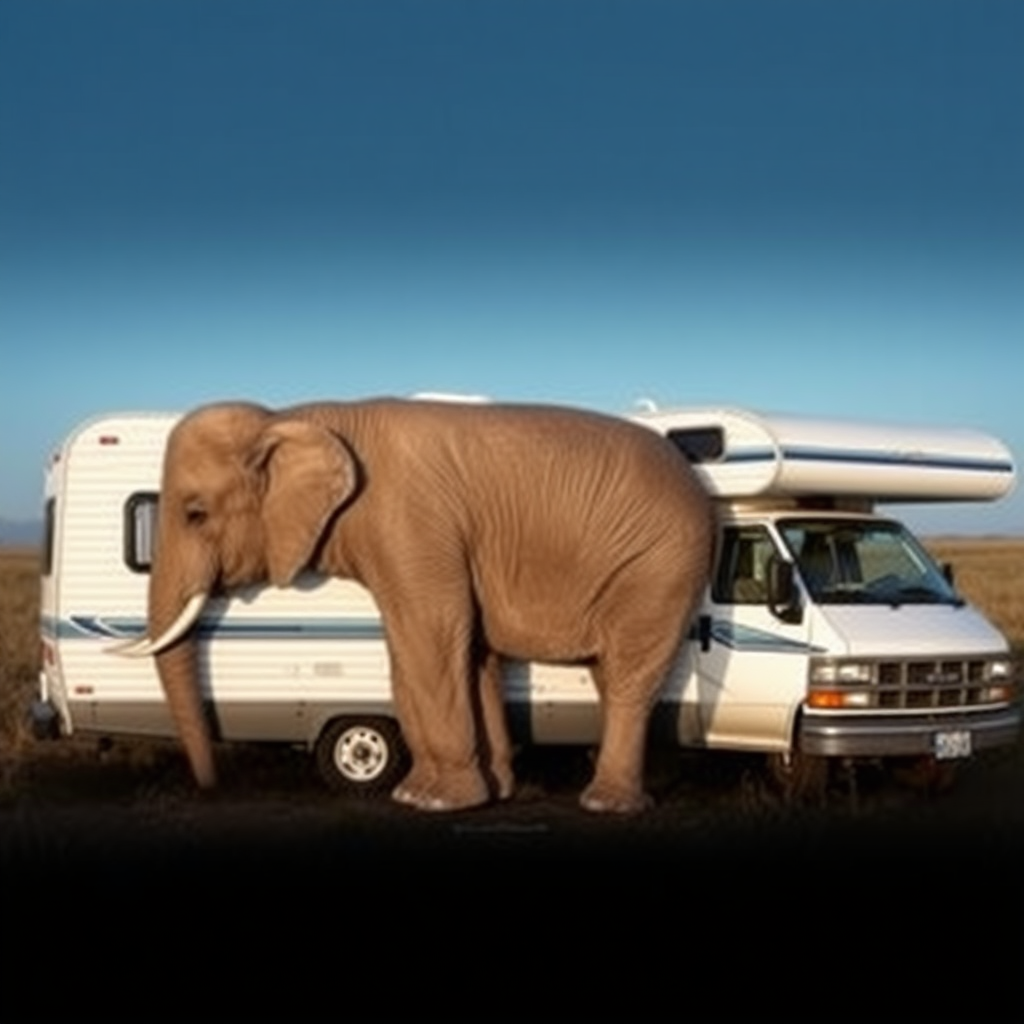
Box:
387;665;440;808
386;631;492;813
479;652;515;801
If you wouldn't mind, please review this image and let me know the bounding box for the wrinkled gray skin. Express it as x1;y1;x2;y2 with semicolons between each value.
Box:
143;398;715;813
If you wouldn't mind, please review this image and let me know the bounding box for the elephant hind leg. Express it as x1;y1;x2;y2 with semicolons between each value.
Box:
580;554;707;814
580;634;683;814
579;690;655;814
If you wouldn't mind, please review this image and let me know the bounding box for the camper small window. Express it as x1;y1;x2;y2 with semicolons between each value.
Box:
667;427;725;464
42;498;55;577
124;492;159;572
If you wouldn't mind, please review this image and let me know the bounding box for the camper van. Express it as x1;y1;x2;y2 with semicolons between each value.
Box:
33;405;1019;797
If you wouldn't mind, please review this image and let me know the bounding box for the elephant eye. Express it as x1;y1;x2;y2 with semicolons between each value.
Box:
184;501;208;527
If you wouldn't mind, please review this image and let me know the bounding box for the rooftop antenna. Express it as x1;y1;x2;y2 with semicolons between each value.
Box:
634;396;658;413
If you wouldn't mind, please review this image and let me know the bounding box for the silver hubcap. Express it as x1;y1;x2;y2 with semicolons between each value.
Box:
335;727;388;782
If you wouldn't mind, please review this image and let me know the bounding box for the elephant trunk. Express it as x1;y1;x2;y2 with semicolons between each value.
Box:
146;569;218;789
153;636;218;788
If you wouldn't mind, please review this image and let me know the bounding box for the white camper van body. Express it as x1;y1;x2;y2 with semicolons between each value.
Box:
35;405;1019;792
631;407;1018;770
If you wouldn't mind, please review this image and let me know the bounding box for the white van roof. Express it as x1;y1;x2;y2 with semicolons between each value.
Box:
631;406;1016;503
52;405;1016;506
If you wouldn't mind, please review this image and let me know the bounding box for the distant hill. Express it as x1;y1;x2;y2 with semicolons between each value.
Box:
0;518;42;546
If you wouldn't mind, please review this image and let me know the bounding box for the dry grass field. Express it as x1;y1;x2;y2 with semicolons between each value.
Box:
0;546;40;762
924;538;1024;649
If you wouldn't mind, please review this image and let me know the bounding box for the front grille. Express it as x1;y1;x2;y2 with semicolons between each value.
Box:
864;659;1001;710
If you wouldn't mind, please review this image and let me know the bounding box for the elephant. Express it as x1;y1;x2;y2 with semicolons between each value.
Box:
117;397;715;813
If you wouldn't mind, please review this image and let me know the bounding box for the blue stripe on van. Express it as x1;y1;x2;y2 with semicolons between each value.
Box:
710;620;824;654
724;446;1013;474
783;446;1014;473
724;447;775;465
52;615;386;641
205;620;385;640
53;614;819;655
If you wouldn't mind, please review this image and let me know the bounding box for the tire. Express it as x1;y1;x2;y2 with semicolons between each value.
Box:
315;717;410;796
765;750;830;803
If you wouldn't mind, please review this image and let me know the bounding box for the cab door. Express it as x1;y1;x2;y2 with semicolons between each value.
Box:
690;523;815;751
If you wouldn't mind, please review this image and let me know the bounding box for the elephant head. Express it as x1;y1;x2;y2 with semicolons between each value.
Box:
117;402;361;788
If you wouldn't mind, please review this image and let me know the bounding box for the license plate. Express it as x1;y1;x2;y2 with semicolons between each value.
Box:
934;730;972;760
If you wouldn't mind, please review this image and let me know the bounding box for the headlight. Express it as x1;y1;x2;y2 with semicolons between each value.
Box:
808;659;875;709
984;659;1013;682
810;660;874;686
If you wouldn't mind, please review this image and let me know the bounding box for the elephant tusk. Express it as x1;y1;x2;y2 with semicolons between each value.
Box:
106;592;208;657
106;636;155;657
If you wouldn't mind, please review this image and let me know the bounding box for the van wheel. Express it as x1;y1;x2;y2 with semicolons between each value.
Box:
315;717;409;796
765;751;830;803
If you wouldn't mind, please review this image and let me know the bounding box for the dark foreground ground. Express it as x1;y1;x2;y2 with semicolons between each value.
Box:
3;738;1022;1021
4;734;1022;862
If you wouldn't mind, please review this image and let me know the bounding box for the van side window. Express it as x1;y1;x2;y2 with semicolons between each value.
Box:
666;427;724;464
124;493;159;573
713;526;776;604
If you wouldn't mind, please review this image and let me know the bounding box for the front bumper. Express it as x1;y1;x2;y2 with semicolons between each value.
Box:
800;704;1020;758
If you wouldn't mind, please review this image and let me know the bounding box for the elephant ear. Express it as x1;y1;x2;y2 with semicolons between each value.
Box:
249;419;360;587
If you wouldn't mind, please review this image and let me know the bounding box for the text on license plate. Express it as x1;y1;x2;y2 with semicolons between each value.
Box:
934;730;972;760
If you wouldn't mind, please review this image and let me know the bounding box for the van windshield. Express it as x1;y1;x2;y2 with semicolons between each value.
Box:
777;518;962;607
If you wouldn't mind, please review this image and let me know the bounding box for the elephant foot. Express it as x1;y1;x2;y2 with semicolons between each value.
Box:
391;783;423;807
494;778;516;802
391;763;434;807
579;780;654;815
487;761;516;802
392;766;492;813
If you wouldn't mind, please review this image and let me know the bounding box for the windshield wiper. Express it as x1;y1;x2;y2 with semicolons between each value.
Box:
883;586;965;608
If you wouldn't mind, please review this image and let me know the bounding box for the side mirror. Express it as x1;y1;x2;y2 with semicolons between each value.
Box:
767;556;802;625
942;562;955;586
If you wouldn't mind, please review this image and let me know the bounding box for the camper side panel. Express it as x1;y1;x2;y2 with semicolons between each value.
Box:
47;412;701;752
53;415;177;736
50;416;395;744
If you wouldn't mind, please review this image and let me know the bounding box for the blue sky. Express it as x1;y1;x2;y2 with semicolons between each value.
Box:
1;0;1021;534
